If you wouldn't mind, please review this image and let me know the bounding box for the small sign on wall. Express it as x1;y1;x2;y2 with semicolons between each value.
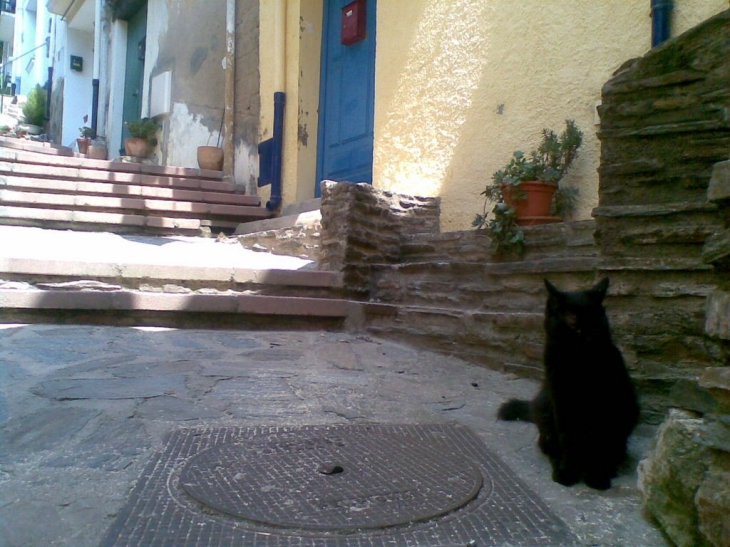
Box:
70;55;83;72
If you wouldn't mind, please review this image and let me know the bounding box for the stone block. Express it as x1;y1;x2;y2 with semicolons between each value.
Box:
706;290;730;340
638;409;713;547
703;230;730;266
700;368;730;413
708;160;730;203
696;453;730;547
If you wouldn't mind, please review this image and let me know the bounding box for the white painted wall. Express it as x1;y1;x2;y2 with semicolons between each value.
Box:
58;27;94;146
106;20;128;158
10;3;47;95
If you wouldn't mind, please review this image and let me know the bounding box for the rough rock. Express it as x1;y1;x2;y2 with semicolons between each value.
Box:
638;409;713;547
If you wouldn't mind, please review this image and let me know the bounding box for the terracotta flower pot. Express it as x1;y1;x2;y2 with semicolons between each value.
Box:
124;137;151;158
77;138;90;155
503;180;560;226
197;146;224;171
87;145;108;160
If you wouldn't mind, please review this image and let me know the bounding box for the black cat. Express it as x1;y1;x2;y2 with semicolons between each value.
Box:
498;278;639;490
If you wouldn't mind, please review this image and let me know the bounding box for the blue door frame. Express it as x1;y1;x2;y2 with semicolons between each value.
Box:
315;0;376;196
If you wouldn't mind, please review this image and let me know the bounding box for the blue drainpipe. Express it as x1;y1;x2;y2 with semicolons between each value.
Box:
267;91;285;211
258;92;285;211
651;0;673;47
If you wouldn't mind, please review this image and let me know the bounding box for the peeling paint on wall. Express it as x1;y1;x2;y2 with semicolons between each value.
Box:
166;102;223;169
234;140;259;195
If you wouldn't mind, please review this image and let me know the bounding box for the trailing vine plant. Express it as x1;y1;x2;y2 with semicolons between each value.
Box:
473;120;583;256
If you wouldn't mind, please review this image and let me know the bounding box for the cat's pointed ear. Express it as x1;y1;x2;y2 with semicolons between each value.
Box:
545;279;561;298
593;277;610;299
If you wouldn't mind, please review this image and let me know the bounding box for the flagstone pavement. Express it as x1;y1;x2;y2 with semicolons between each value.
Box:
0;323;669;546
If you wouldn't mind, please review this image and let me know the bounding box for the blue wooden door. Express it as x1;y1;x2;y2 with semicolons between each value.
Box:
316;0;376;195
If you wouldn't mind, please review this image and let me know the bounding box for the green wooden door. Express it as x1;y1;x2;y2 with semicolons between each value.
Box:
120;4;148;154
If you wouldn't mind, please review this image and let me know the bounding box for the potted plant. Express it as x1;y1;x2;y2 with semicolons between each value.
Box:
21;84;47;134
124;117;160;158
78;126;94;155
473;119;583;255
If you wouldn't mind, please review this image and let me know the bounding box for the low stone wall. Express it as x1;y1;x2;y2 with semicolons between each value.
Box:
319;181;440;295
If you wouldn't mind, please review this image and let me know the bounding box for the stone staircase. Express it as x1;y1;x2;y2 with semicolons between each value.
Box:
0;140;351;328
0;224;353;329
0;137;274;236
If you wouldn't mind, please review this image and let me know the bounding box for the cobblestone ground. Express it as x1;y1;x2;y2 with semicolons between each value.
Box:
0;324;667;546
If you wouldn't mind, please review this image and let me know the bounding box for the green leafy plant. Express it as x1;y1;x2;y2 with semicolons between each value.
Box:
22;84;47;127
79;126;94;138
125;117;160;144
474;120;583;256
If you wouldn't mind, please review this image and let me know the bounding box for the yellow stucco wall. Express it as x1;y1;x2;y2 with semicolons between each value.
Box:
373;0;729;231
259;0;322;208
258;0;727;227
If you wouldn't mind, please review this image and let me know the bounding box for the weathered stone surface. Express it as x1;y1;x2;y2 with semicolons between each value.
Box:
706;290;730;341
696;453;730;547
638;409;713;547
700;368;730;413
320;181;439;293
708;160;730;203
0;407;100;459
31;375;188;400
238;221;322;261
703;230;730;265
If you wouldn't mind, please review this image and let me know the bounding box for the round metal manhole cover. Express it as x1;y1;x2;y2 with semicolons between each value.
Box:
179;428;485;531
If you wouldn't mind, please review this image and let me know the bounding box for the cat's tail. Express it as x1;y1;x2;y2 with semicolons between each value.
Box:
497;399;534;422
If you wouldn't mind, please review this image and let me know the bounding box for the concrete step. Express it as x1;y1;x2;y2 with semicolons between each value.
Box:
0;289;353;329
0;225;351;327
0;141;274;236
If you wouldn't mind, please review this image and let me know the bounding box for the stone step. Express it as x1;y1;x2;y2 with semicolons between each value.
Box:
0;173;259;206
0;257;343;297
0;288;354;329
236;208;322;262
0;225;350;327
0;141;274;236
0;188;270;223
593;201;721;259
0;141;223;180
400;220;598;264
372;256;599;312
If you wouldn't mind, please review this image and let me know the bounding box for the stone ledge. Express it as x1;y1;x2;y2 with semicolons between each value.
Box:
0;258;341;289
708;160;730;203
0;289;351;317
705;290;730;340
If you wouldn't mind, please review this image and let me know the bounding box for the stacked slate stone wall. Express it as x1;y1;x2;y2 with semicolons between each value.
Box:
594;9;730;418
319;181;440;295
638;160;730;547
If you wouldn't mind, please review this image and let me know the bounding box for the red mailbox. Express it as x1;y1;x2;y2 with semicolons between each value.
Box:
341;0;367;46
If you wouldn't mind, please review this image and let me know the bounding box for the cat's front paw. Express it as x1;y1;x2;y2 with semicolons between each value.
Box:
552;467;580;487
